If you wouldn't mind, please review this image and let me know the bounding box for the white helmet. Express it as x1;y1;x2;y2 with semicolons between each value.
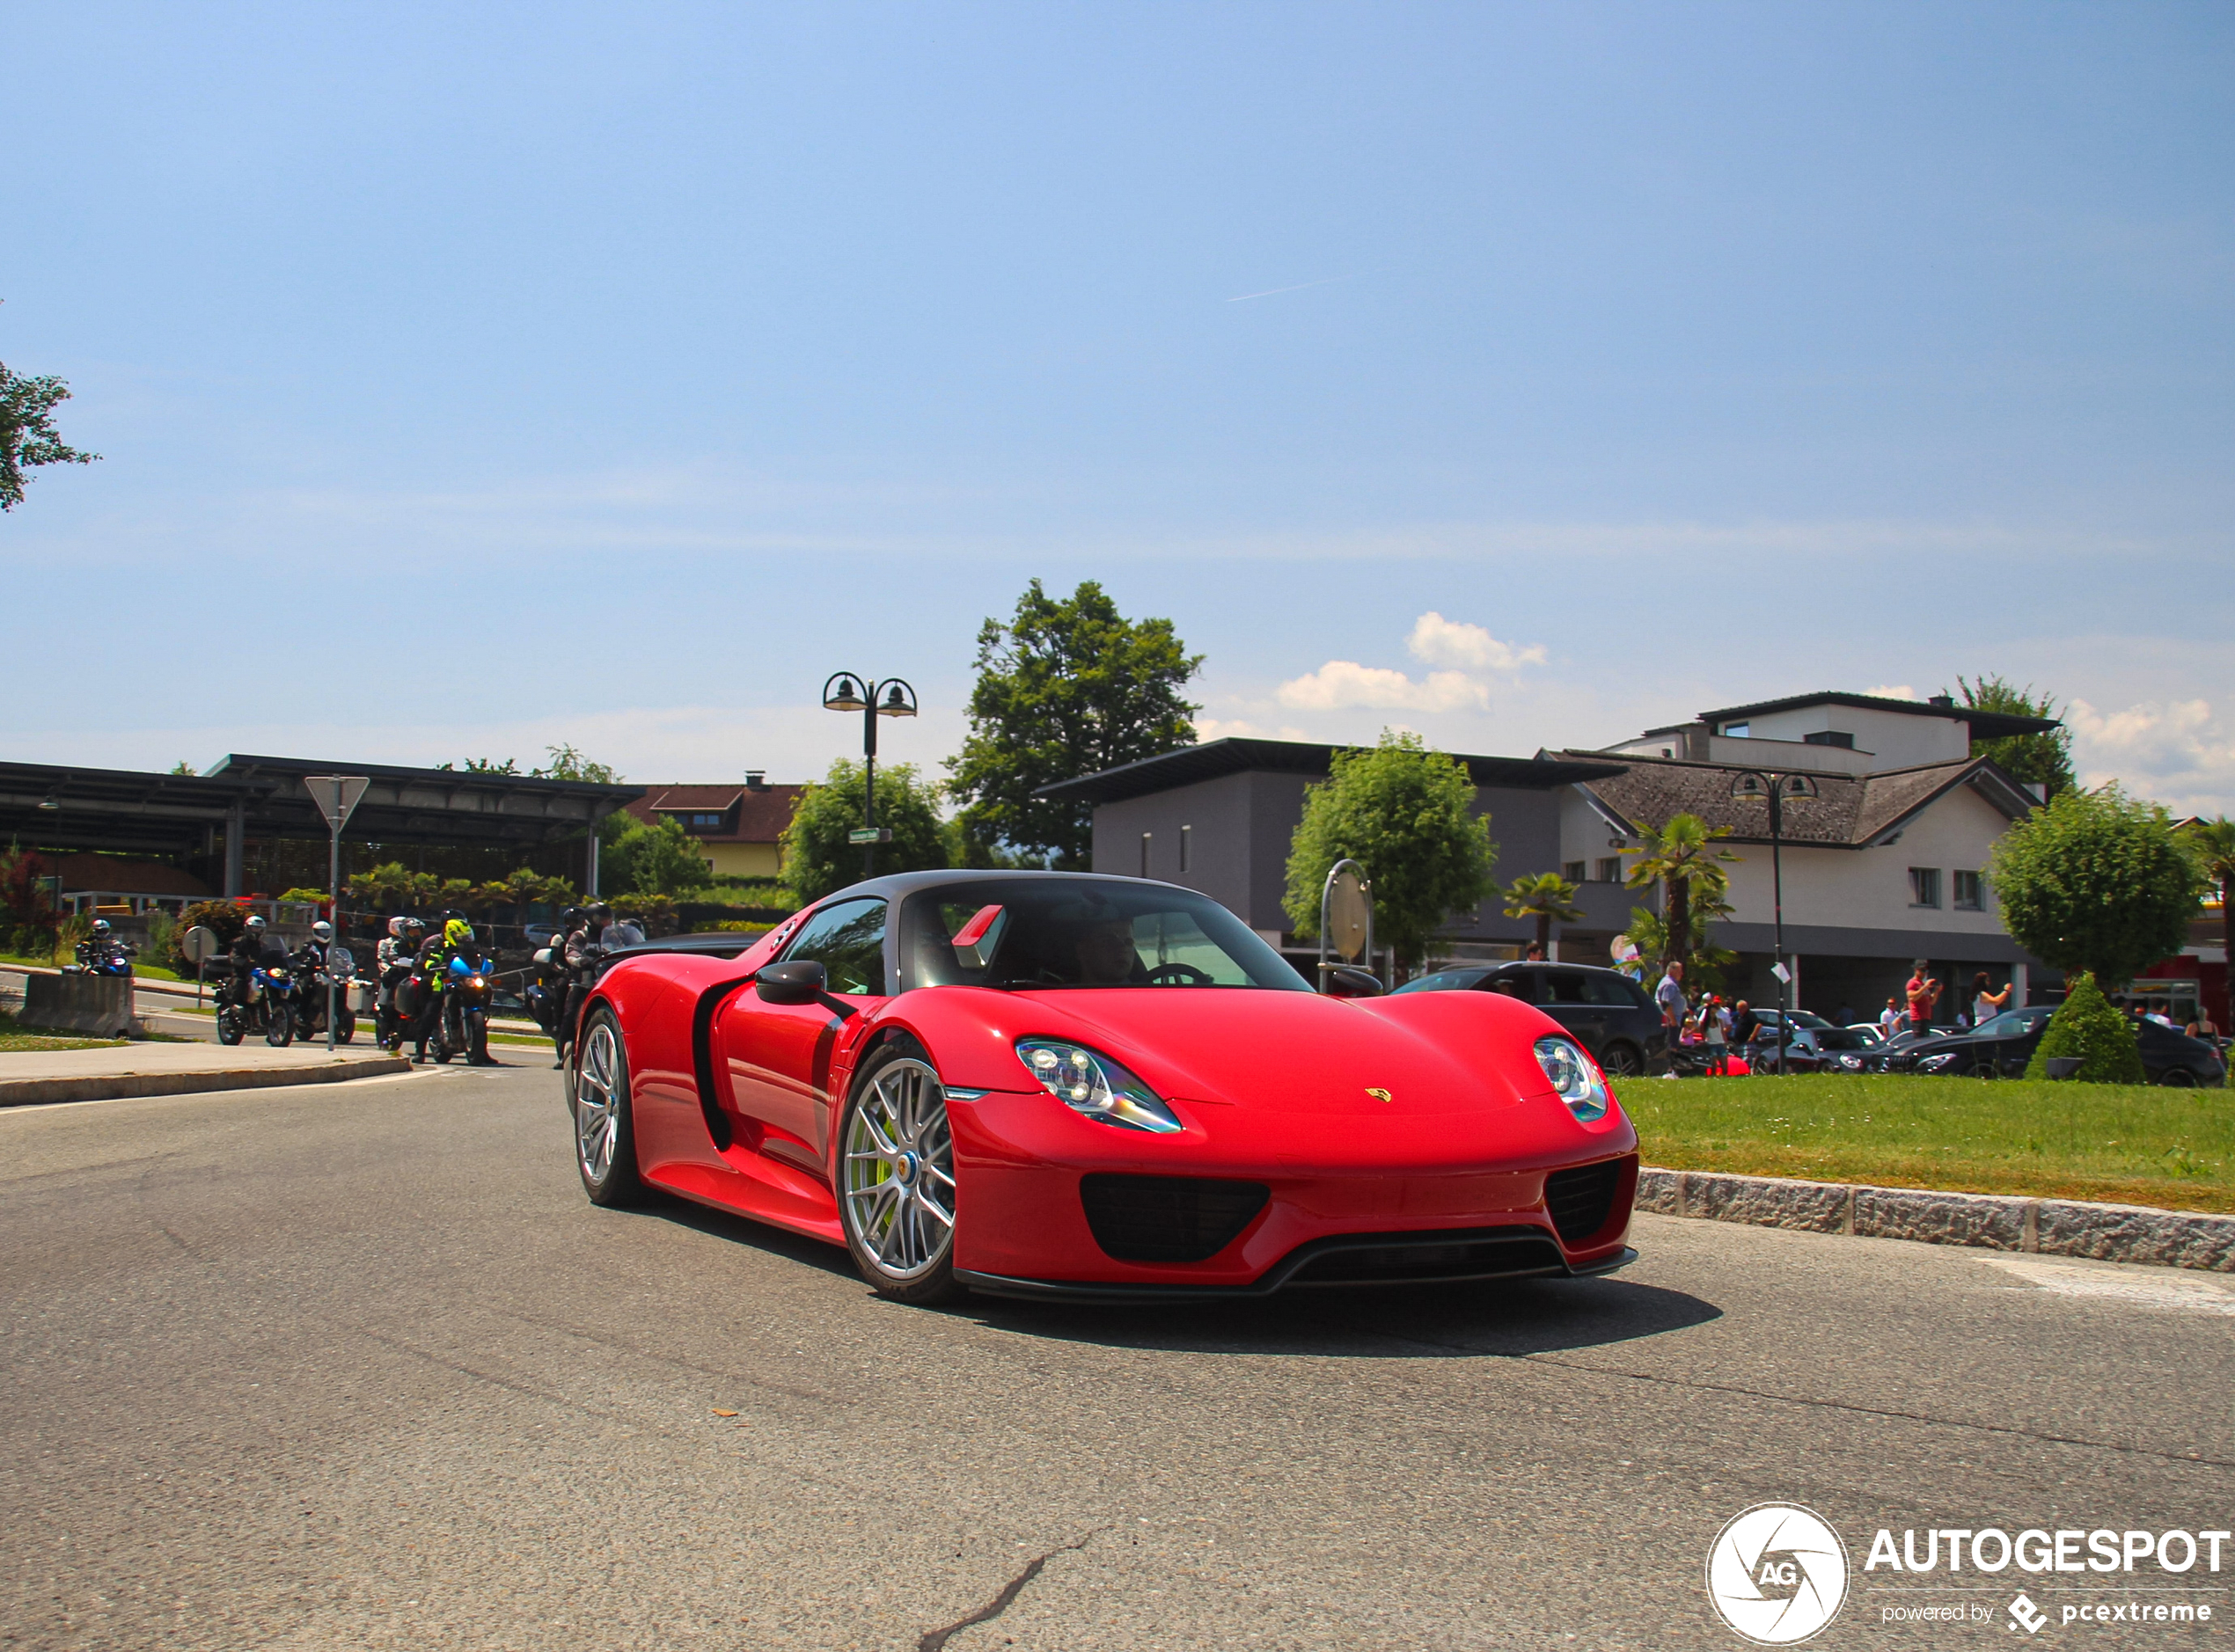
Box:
245;915;267;933
91;918;112;937
311;920;333;943
388;915;411;939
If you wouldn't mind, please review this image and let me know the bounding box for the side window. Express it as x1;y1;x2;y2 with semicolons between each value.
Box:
1581;973;1638;1009
1480;968;1538;1003
1543;970;1592;1005
781;898;888;996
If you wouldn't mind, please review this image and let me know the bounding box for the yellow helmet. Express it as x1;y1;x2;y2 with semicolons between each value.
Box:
444;918;473;947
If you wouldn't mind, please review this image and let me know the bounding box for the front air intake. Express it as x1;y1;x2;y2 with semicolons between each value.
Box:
1543;1159;1623;1245
1080;1174;1270;1263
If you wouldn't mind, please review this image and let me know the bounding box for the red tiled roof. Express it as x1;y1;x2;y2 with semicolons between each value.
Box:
51;854;213;896
622;784;804;844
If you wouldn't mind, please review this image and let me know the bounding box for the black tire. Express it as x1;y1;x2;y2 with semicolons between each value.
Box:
1601;1042;1643;1078
265;1003;294;1048
571;1008;644;1205
838;1043;962;1305
216;1004;245;1047
2158;1067;2197;1088
465;1006;488;1064
335;1010;355;1045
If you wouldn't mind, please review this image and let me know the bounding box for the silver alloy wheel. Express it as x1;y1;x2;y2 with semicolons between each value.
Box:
842;1057;956;1281
575;1020;622;1183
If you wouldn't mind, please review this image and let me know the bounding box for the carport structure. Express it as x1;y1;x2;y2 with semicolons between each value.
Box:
0;756;642;898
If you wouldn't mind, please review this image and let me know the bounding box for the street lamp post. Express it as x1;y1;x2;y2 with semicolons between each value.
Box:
1730;769;1819;1076
822;673;919;878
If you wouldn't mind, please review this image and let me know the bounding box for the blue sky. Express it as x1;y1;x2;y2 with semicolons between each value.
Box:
6;3;2231;809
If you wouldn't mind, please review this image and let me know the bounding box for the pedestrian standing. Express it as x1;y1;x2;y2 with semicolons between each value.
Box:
1701;996;1729;1075
1878;997;1902;1038
1971;972;2012;1028
1905;961;1941;1034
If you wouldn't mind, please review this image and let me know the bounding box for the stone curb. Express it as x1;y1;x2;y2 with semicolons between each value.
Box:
1637;1166;2235;1274
0;1056;412;1109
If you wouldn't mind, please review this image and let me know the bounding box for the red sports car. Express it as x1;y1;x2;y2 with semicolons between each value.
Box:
565;871;1638;1304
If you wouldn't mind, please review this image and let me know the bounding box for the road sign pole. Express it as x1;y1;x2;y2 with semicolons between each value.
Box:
327;787;341;1052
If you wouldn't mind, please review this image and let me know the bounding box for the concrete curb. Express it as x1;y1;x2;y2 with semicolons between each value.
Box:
1637;1166;2235;1274
0;1056;412;1109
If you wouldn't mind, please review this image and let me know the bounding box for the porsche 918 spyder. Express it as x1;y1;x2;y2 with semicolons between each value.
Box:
565;870;1638;1304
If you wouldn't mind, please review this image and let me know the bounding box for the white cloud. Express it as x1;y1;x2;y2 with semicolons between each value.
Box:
1863;683;1918;700
1276;662;1490;713
1191;715;1310;742
1406;612;1549;672
2068;697;2235;816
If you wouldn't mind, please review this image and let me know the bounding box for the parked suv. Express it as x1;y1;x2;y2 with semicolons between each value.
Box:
1390;961;1668;1076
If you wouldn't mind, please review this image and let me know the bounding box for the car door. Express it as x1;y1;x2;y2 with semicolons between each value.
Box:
722;896;889;1173
1537;969;1608;1056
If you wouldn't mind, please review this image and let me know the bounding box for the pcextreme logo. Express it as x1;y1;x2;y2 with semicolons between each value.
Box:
1705;1502;1850;1645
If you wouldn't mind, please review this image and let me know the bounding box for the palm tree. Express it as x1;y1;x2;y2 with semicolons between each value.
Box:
1503;872;1586;956
1623;813;1739;976
2180;816;2235;1020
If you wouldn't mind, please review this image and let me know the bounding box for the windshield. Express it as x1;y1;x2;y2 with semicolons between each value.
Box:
901;879;1310;991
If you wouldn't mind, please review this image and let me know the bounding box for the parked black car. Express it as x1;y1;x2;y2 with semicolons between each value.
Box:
1832;1026;1953;1073
1390;961;1669;1076
1907;1006;2228;1086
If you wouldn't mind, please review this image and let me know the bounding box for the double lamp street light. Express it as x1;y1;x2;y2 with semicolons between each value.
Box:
822;672;919;878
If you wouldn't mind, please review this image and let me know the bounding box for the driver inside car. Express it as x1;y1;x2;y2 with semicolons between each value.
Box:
1073;916;1145;986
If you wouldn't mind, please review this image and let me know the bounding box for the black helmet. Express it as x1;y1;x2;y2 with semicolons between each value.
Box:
585;902;612;924
561;906;583;929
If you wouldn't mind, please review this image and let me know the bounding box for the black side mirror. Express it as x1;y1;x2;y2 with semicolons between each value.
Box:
1323;965;1385;998
755;959;858;1019
755;960;828;1005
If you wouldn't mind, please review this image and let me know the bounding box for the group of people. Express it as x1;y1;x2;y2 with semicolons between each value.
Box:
370;913;497;1064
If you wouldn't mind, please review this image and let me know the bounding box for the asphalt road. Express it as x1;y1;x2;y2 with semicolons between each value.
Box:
3;1064;2229;1651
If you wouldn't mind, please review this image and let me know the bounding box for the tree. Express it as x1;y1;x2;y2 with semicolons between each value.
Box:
1624;894;1740;996
2181;816;2235;1025
1985;784;2204;989
1951;675;2074;798
0;847;58;957
1623;814;1738;976
1283;730;1499;974
599;815;714;898
0;362;99;511
538;744;620;785
2023;970;2143;1085
948;580;1202;868
169;760;196;777
171;899;246;978
1503;872;1584;955
780;760;949;906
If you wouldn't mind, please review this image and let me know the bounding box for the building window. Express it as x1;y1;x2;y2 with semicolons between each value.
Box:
1139;832;1151;879
1953;870;1982;910
672;811;727;831
1595;857;1622;883
1563;860;1586;883
1909;867;1941;909
1722;722;1750;738
1804;730;1855;749
1180;824;1191;874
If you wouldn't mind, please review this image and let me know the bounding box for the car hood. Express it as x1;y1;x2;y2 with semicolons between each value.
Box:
991;987;1558;1121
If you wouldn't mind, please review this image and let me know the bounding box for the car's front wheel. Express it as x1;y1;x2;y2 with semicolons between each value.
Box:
2157;1066;2197;1088
839;1046;961;1304
1600;1042;1643;1078
572;1009;644;1205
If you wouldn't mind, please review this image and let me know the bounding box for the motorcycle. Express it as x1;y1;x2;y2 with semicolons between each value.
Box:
67;936;136;979
376;958;414;1052
525;947;562;1038
216;948;300;1047
293;942;365;1044
437;953;495;1065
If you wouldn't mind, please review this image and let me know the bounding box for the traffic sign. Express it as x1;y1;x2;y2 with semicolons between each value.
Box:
304;775;371;832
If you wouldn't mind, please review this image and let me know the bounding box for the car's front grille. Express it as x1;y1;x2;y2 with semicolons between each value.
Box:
1080;1174;1270;1263
1283;1229;1565;1285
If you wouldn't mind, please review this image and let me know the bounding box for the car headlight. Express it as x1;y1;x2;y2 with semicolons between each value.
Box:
1916;1052;1958;1071
1015;1039;1183;1134
1836;1054;1863;1070
1534;1036;1610;1122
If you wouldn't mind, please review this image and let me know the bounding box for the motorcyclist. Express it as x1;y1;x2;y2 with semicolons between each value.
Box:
226;915;273;1006
541;906;584;1069
435;917;497;1066
407;915;458;1064
376;917;423;1052
556;903;610;1070
75;917;131;975
291;920;340;1034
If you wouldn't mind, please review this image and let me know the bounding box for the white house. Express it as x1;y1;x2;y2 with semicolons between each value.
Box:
1556;691;2059;1020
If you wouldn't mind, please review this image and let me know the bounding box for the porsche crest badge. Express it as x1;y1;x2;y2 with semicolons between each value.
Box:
1365;1087;1393;1104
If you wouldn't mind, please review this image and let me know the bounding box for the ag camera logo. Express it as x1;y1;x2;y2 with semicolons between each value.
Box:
1706;1502;1849;1644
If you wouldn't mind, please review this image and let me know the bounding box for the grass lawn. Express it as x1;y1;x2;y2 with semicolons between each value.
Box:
0;951;188;982
0;1011;128;1054
1621;1071;2234;1213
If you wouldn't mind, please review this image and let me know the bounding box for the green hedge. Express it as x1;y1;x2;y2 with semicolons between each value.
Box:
2024;970;2145;1085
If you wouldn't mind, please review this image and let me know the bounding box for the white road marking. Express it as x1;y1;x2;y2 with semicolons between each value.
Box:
1982;1256;2235;1317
